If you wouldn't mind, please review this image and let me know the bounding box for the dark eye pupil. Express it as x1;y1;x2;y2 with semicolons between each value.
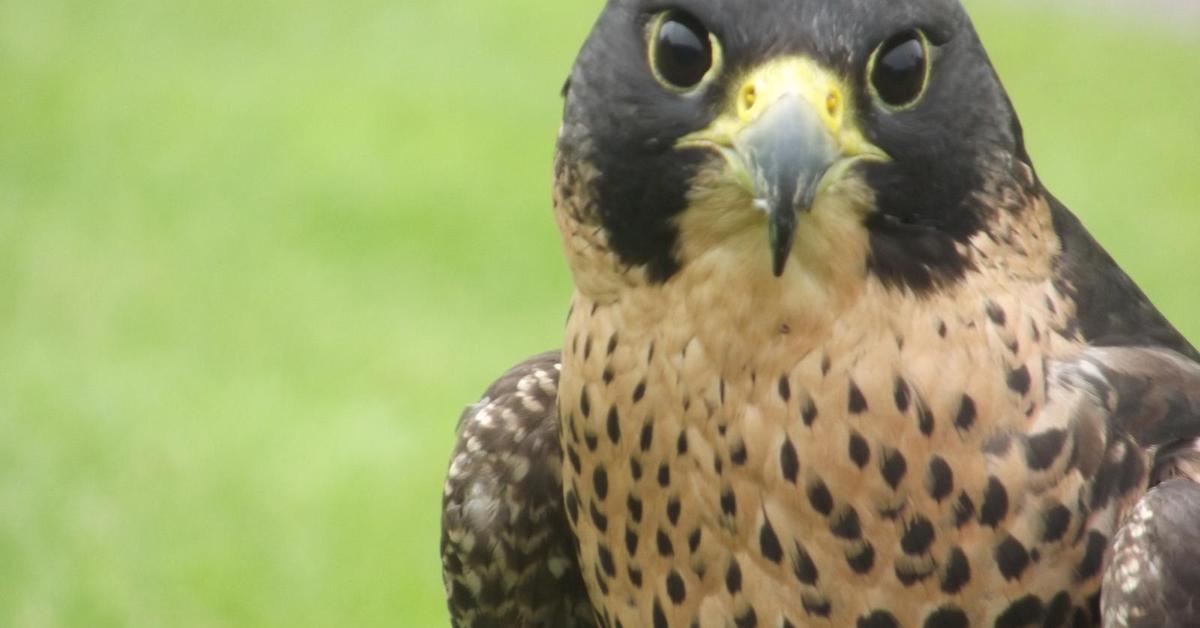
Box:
871;31;927;107
654;13;712;88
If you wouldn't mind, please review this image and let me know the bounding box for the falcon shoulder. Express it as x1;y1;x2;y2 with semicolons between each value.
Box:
1049;345;1200;626
440;351;596;628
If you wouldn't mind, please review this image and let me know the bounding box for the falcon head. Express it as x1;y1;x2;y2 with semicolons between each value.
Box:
555;0;1035;297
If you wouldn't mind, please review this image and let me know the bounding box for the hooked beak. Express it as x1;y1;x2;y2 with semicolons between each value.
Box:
678;58;887;276
734;93;839;276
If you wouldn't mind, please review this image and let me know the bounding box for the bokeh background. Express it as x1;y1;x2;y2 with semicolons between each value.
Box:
1;0;1197;625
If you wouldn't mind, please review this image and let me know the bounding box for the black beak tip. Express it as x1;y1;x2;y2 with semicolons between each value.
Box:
769;213;796;278
772;248;789;277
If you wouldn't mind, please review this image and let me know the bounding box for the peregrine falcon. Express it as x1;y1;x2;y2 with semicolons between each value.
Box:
440;1;1200;626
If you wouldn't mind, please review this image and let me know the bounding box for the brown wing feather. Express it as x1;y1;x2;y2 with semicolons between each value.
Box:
440;351;597;628
1050;346;1200;626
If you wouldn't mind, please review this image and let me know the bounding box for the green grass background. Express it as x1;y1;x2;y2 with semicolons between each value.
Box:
0;1;1196;626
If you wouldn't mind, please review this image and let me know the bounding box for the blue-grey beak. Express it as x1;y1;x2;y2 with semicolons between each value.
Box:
733;94;840;276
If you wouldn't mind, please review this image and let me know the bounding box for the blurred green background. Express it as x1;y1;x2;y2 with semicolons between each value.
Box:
0;0;1196;626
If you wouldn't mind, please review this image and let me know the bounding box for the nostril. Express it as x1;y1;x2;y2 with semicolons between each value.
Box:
826;91;840;118
740;84;757;114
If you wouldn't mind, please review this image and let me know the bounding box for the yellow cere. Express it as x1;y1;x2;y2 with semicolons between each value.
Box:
678;57;890;179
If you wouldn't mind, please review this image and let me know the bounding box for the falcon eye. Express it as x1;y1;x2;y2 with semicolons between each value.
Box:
649;11;716;90
868;30;930;109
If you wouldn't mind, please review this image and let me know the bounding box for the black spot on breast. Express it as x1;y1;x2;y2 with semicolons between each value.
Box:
606;333;618;355
657;464;670;487
585;432;599;452
730;442;748;466
584;336;593;360
630;458;642;480
848;381;869;414
593;467;608;500
937;320;948;338
954;394;976;431
590;501;608;532
688;528;701;553
666;570;686;605
567;446;582;474
780;438;799;483
881;449;908;489
831;507;862;539
1025;429;1067;471
985;299;1007;325
598;543;616;577
721;489;737;516
778;376;791;402
894;377;911;413
1075;530;1107;581
847;542;876;574
760;519;784;564
629;566;643;587
792;542;818;584
901;516;935;555
666;498;681;526
995;536;1030;581
980;476;1009;527
627;496;643;523
639;423;653;451
725;559;742;593
735;607;758;628
808;478;834;515
676;431;688;455
917;402;935;436
940;547;970;594
857;609;899;628
606;408;621;444
923;607;968;628
603;367;615;384
953;492;975;528
926;456;954;502
802;398;819;426
580;388;591;418
625;527;639;555
633;381;646;403
994;595;1044;628
849;432;871;468
652;597;668;628
656;529;673;557
1008;364;1031;396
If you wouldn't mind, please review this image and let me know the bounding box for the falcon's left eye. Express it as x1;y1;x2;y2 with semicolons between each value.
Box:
868;30;931;109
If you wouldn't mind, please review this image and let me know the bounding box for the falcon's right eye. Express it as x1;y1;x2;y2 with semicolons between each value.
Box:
649;11;717;91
